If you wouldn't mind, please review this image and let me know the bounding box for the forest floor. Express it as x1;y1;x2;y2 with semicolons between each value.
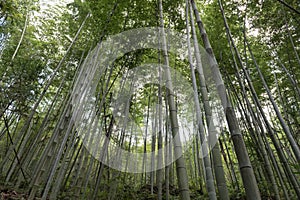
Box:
0;184;277;200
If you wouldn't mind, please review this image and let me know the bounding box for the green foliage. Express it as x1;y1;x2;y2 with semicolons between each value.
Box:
0;0;299;199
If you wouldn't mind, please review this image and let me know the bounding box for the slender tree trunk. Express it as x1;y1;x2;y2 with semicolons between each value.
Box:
188;2;229;199
157;50;163;200
11;12;29;61
190;1;261;199
279;60;300;103
159;0;190;199
244;37;300;162
186;24;217;199
284;10;300;67
218;1;281;198
0;13;90;179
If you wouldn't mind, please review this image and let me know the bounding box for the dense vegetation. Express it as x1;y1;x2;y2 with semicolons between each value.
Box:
0;0;299;199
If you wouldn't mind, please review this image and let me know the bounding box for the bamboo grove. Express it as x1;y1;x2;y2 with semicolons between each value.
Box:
0;0;299;199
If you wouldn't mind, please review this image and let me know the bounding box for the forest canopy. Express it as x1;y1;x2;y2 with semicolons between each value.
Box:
0;0;299;199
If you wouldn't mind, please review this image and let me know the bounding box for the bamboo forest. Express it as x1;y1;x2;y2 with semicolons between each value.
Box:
0;0;300;199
